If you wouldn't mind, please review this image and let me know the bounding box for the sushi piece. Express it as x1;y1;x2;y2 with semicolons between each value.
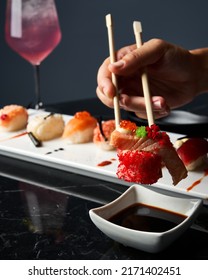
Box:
62;111;97;143
93;119;116;150
117;150;162;184
176;137;208;170
110;121;187;185
0;104;28;132
27;113;65;141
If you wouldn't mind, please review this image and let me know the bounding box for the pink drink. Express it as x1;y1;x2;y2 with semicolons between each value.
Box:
5;0;62;65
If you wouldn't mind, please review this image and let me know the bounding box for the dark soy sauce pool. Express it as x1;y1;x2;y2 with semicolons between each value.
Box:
109;203;187;232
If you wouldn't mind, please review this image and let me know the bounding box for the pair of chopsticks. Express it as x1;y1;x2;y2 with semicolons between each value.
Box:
105;14;154;128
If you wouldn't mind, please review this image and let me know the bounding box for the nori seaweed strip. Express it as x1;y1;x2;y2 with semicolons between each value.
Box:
28;132;42;147
44;112;54;119
97;117;108;141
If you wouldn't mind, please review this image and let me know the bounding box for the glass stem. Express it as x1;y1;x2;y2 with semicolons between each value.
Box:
33;65;42;109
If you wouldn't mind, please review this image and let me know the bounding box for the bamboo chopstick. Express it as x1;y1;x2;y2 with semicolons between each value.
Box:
105;14;121;129
133;21;154;126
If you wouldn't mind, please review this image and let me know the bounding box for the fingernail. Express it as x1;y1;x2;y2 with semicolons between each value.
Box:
111;60;125;68
153;100;162;110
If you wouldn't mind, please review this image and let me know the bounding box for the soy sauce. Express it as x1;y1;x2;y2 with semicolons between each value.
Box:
109;203;187;232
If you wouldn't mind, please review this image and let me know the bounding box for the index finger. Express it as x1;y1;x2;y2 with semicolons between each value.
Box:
97;57;117;99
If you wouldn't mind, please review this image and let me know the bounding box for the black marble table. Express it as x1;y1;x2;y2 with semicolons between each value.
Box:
0;98;208;260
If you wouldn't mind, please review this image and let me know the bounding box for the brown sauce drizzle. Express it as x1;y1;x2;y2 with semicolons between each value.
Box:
10;131;28;139
45;148;64;155
97;157;117;167
0;131;28;142
187;168;208;191
97;160;112;167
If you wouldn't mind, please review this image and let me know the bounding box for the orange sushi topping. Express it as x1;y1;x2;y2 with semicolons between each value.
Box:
74;111;92;120
120;120;137;132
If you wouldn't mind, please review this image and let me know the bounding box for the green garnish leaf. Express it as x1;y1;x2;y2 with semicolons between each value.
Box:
136;126;147;137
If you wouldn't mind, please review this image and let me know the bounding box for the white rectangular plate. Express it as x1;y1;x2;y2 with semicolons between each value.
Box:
0;109;208;203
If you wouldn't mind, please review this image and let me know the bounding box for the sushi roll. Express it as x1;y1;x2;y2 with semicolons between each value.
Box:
93;119;116;150
176;137;208;170
117;150;162;184
110;120;187;185
62;111;97;143
27;113;65;141
0;104;28;132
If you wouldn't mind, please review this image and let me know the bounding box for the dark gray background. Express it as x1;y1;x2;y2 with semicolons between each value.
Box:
0;0;208;110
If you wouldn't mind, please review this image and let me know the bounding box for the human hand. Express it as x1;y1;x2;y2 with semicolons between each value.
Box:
96;39;202;119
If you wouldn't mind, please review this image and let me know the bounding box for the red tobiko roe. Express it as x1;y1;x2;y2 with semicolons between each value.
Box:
146;124;160;139
0;114;8;121
117;150;162;184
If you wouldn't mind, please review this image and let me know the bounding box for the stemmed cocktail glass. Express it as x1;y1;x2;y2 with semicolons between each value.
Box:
5;0;62;109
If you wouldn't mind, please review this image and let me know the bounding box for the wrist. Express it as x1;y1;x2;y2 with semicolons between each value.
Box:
190;48;208;95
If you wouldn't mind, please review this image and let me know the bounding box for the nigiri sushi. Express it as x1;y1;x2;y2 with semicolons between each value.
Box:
110;121;187;185
62;111;97;143
27;113;65;141
0;104;28;132
176;137;208;170
93;119;116;150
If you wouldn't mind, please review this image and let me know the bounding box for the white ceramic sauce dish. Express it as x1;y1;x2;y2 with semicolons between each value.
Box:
89;185;202;253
